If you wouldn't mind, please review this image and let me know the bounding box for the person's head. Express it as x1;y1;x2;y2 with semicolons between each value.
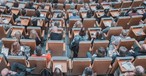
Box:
84;4;89;10
119;46;127;57
57;13;63;18
30;30;38;39
96;47;106;57
134;66;145;76
132;8;137;13
14;31;22;41
1;68;10;76
35;46;42;56
54;3;58;9
35;10;40;17
54;21;60;27
74;21;83;28
96;4;101;9
140;44;146;53
104;9;109;15
142;13;146;21
87;10;93;18
84;67;93;76
21;9;26;16
53;68;63;76
50;26;58;33
28;2;33;8
40;4;45;9
122;30;127;37
11;41;21;53
79;27;86;36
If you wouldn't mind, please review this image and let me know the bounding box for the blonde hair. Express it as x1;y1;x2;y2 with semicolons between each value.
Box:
73;21;83;28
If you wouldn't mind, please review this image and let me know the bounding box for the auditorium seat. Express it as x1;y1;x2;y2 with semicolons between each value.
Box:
99;17;113;29
103;27;123;40
133;55;146;69
0;54;8;72
7;56;27;66
28;57;47;74
67;18;81;30
131;0;143;7
51;56;69;73
92;57;112;75
83;18;98;29
78;41;91;57
2;38;17;50
70;58;91;75
20;16;31;26
116;16;131;29
121;0;132;8
46;40;65;56
93;40;109;54
0;24;11;39
26;9;36;17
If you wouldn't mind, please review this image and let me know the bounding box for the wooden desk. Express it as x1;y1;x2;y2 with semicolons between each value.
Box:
90;6;96;10
11;8;20;15
81;12;87;18
0;6;6;13
1;16;12;24
18;3;26;8
20;17;30;26
102;4;110;9
110;10;120;17
118;60;135;73
11;28;24;37
103;20;112;27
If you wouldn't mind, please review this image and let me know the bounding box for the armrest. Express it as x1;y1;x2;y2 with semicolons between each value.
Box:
47;61;51;69
45;22;48;27
63;43;66;52
68;59;72;70
5;27;12;34
41;30;45;38
26;60;30;67
103;33;107;38
95;21;99;27
134;40;141;49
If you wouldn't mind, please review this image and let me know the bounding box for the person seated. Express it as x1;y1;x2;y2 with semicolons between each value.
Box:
10;41;22;56
69;12;80;19
25;2;35;9
140;13;146;24
57;13;65;18
1;62;35;76
12;31;24;41
82;67;94;76
87;47;107;62
99;9;110;23
53;67;63;76
77;0;83;4
80;3;90;10
35;10;41;17
73;21;83;28
128;8;139;16
50;26;63;40
86;10;94;18
29;29;41;46
31;46;51;62
70;27;88;57
70;3;75;10
122;65;145;76
102;20;116;34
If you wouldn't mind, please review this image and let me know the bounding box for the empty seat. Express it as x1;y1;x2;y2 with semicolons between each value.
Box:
83;18;97;29
133;55;146;69
116;16;131;29
128;15;143;28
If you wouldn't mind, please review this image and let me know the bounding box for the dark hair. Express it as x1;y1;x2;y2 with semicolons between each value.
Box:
84;67;93;75
54;3;58;9
119;46;127;57
21;9;26;16
87;10;93;18
35;10;40;17
57;13;63;18
79;27;86;36
132;8;137;13
53;68;63;76
96;4;101;9
35;46;42;56
104;9;109;15
97;47;106;57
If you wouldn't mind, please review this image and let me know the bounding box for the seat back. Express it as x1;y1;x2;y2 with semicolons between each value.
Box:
117;16;130;29
112;2;122;8
106;27;123;40
92;57;112;75
69;18;81;29
83;18;96;29
7;56;27;66
99;18;113;29
133;55;146;69
52;56;69;73
20;39;36;51
28;57;47;74
78;41;91;57
26;9;36;17
121;1;132;8
71;58;91;75
0;25;7;39
128;15;143;28
0;54;8;72
93;40;109;54
117;39;135;50
46;40;65;56
2;38;17;50
131;0;143;7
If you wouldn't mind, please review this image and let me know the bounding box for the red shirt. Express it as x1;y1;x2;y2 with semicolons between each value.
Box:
31;53;51;62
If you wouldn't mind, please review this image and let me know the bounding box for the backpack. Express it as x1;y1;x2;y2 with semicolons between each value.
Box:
41;68;52;76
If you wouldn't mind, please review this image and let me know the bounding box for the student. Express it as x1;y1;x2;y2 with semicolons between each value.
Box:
82;67;94;76
69;12;80;19
29;30;41;46
50;26;63;40
53;68;63;76
31;46;51;62
73;21;83;28
10;41;22;56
